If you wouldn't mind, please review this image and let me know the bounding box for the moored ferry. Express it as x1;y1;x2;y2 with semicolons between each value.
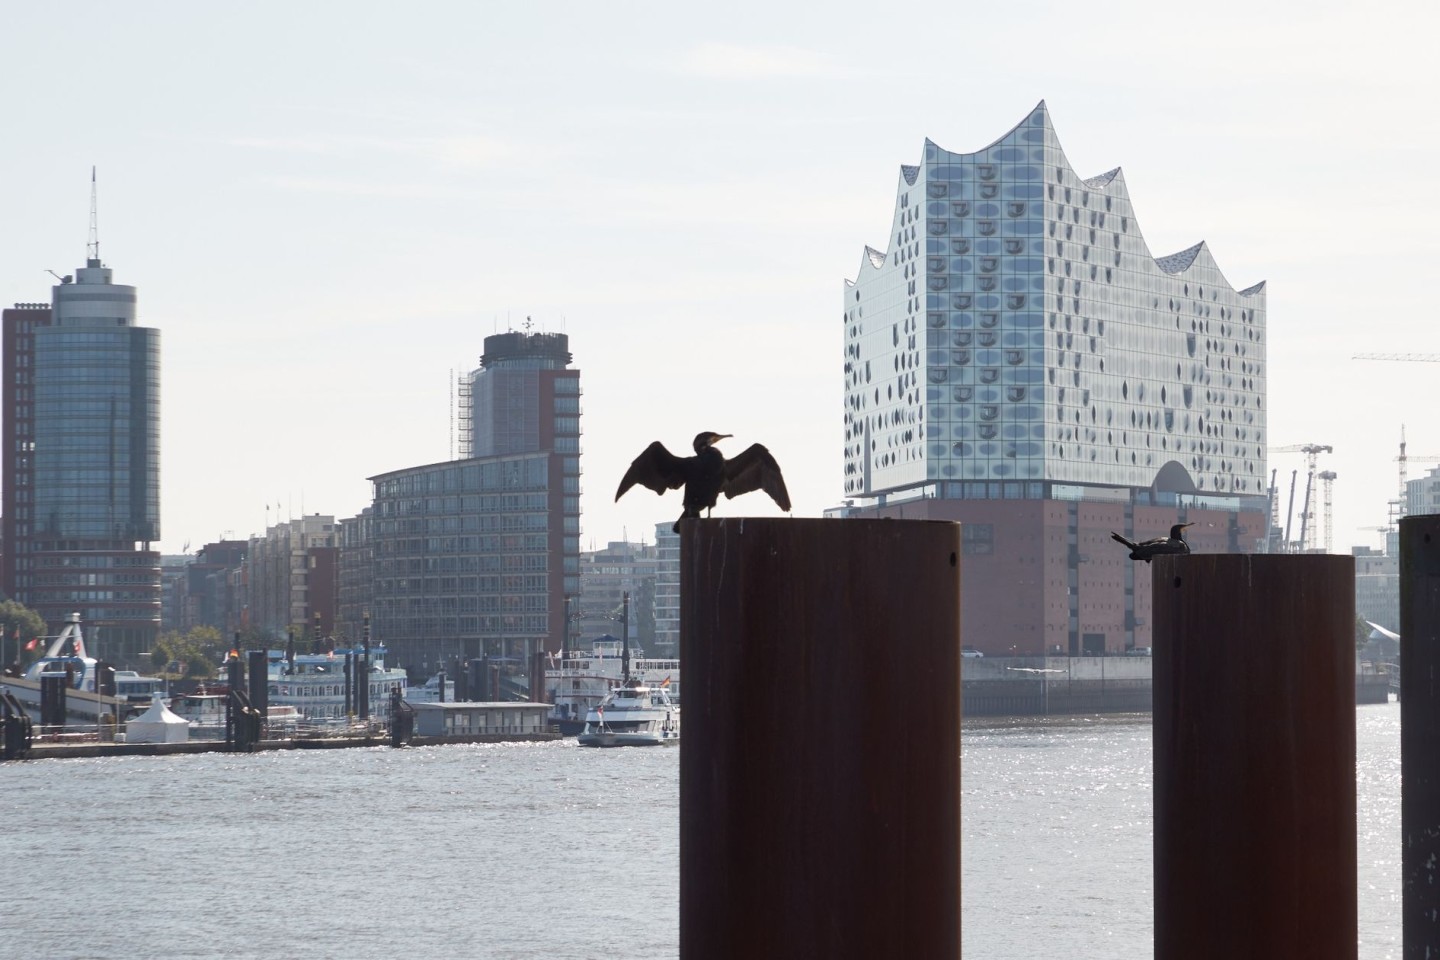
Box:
546;635;680;734
0;613;162;724
266;647;407;721
577;676;680;748
168;691;300;737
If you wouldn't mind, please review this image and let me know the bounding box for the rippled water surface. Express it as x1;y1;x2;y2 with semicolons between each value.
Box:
0;703;1401;959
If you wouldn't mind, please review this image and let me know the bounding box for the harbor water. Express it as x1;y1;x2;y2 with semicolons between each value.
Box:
0;702;1401;959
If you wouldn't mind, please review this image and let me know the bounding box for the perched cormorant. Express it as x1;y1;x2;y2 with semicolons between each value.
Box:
615;432;791;533
1110;523;1194;563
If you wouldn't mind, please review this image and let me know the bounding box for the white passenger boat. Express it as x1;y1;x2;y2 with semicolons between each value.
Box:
577;676;680;748
0;613;159;724
405;673;455;703
168;690;300;738
546;635;680;735
16;612;103;692
113;671;167;706
265;647;407;721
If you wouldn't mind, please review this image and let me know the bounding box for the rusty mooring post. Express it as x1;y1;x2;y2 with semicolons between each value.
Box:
1401;514;1440;956
680;518;963;960
1152;554;1356;959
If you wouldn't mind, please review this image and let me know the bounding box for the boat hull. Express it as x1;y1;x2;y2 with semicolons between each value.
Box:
577;731;679;748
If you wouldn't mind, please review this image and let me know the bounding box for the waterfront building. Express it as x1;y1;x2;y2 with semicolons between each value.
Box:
574;540;659;650
177;540;247;635
367;329;581;673
841;102;1268;654
244;515;338;643
336;508;374;643
1406;465;1440;518
652;525;679;657
2;214;161;664
1353;546;1398;635
159;553;189;632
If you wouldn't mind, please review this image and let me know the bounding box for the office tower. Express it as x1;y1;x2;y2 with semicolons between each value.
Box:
2;187;161;663
367;328;581;672
841;103;1268;654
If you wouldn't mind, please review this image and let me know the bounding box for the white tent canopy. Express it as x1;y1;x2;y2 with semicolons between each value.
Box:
126;696;190;744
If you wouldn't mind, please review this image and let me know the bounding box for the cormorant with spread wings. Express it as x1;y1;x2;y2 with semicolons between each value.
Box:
615;432;791;533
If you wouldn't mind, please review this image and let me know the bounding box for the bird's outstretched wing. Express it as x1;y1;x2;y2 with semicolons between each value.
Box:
721;443;791;511
1110;532;1138;550
616;441;688;500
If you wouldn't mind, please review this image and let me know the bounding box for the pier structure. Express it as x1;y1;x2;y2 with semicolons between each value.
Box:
679;518;962;959
1401;514;1440;954
1151;553;1356;959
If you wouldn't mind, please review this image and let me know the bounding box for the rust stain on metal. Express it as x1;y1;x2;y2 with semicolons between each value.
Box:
1401;515;1440;954
1152;553;1356;959
680;517;963;960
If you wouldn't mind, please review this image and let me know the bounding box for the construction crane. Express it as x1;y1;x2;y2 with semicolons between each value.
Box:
1283;469;1298;552
1395;425;1440;522
1317;470;1337;554
1353;353;1440;362
1269;443;1334;552
1263;468;1281;553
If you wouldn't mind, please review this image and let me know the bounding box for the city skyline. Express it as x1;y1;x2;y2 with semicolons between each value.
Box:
1;2;1435;557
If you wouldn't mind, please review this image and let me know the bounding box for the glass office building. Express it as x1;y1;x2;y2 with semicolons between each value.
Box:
3;253;161;663
841;103;1268;655
366;330;581;673
844;101;1266;504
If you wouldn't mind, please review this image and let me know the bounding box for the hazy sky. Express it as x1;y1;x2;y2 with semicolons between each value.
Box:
2;0;1436;556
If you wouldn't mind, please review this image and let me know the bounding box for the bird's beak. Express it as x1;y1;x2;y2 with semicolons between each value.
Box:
1181;523;1195;528
713;433;732;442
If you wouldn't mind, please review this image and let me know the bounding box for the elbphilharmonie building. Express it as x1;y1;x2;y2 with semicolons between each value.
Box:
841;103;1269;656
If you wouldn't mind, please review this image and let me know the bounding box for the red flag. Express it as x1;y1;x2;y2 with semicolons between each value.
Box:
24;637;39;651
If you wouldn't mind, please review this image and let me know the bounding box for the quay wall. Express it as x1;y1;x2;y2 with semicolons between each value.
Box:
963;656;1153;717
14;730;561;761
962;656;1390;717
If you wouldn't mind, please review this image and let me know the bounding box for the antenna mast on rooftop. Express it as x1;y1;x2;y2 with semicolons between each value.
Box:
87;166;100;264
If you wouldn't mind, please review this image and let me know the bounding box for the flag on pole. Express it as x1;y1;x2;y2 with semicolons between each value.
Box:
660;676;671;687
24;637;39;651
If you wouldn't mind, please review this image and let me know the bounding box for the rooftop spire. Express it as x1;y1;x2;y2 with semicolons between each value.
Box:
87;166;99;265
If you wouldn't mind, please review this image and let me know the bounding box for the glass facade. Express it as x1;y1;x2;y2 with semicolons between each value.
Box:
364;329;581;672
32;326;160;541
369;453;578;670
844;102;1267;505
2;255;163;664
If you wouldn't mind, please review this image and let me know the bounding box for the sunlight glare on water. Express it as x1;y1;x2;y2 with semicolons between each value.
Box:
0;704;1402;959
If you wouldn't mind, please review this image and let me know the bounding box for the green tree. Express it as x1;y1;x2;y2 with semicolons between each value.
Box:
151;625;226;679
233;625;275;650
0;599;49;669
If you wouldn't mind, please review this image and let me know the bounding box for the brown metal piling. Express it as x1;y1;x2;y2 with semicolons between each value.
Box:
1152;554;1356;959
679;518;963;960
1401;515;1440;956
